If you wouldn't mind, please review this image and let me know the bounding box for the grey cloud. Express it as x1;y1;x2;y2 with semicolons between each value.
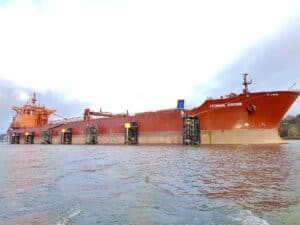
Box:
189;16;300;114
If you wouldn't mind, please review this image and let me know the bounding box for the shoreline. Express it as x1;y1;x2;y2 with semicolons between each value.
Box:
282;137;300;140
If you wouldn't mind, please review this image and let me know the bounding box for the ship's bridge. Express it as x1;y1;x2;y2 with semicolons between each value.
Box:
10;93;55;128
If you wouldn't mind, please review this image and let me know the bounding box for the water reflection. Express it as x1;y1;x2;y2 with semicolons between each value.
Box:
3;145;54;225
0;143;299;225
197;144;298;212
129;144;299;213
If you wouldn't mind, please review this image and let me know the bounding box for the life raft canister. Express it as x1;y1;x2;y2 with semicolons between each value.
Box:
247;104;256;113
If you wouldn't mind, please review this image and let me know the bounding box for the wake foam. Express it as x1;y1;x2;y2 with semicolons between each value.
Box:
234;210;270;225
56;208;81;225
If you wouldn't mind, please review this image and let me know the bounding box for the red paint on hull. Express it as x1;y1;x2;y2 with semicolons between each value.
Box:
7;77;300;145
188;91;299;130
12;109;184;137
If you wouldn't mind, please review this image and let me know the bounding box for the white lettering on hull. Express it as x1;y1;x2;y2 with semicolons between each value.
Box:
266;92;279;96
210;102;242;108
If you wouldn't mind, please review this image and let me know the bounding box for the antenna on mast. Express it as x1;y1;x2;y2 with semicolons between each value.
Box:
31;93;37;105
242;73;252;94
288;82;296;90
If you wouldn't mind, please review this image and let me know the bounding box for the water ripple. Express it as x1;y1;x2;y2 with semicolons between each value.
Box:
0;142;300;225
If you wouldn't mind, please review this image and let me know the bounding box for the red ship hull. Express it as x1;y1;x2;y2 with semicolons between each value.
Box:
189;91;299;144
8;90;299;145
10;109;184;145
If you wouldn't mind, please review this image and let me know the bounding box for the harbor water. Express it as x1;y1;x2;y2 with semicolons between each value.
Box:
0;141;299;225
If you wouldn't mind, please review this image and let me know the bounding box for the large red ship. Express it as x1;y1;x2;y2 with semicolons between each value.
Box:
7;74;299;145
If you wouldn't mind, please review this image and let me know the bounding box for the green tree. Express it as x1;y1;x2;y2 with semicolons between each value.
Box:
288;126;300;137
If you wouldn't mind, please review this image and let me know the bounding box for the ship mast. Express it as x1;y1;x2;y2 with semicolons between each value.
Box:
31;93;37;105
242;73;252;94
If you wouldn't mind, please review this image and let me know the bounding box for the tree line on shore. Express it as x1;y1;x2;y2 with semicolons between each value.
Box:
278;114;300;138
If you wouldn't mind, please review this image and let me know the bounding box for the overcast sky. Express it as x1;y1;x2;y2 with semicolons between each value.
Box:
0;0;300;133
